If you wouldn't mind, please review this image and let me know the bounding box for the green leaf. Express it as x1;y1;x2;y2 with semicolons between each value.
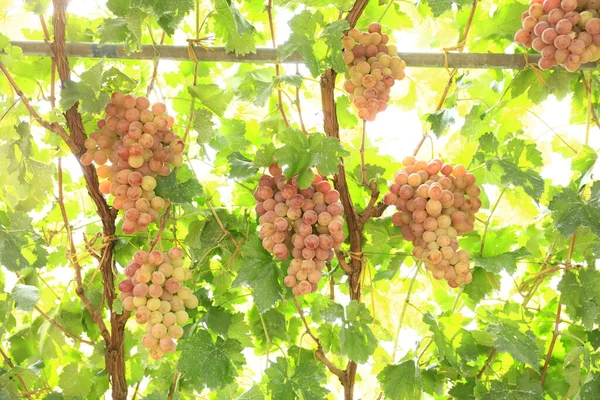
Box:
275;130;349;188
188;84;233;117
155;173;203;204
80;60;105;92
549;183;600;238
266;357;328;400
377;361;423;400
487;323;541;369
472;247;530;274
59;81;89;110
232;238;283;312
23;0;50;15
558;268;600;330
320;20;350;73
253;143;276;168
177;329;245;390
340;322;377;363
423;312;458;367
238;385;264;400
581;373;600;400
106;0;130;16
131;0;194;35
58;363;94;399
278;10;323;77
11;284;39;311
426;108;456;137
212;0;256;55
193;109;216;144
228;152;259;179
482;371;543;399
461;105;488;137
0;229;30;272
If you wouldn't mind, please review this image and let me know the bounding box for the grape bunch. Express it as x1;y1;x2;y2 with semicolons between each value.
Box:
255;164;346;296
119;248;198;359
384;157;482;287
515;0;600;71
80;92;185;234
341;22;407;121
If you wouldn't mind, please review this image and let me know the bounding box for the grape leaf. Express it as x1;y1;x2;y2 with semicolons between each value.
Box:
177;329;245;390
266;357;328;400
275;129;349;188
461;105;488;137
253;143;276;168
558;268;600;330
0;229;30;272
23;0;50;15
188;84;233;117
487;323;541;369
423;312;458;367
212;0;256;55
581;373;600;400
193;109;216;145
58;363;94;399
320;20;349;73
483;374;543;400
11;284;39;311
472;247;530;274
340;314;377;363
278;10;324;77
549;183;600;238
426;108;456;137
80;59;105;92
132;0;194;35
377;361;423;400
202;306;233;337
228;152;259;179
232;238;283;312
155;173;203;204
238;385;264;400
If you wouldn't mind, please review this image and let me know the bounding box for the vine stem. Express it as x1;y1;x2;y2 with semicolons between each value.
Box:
57;158;111;342
147;31;166;96
0;60;76;152
295;63;308;134
258;306;272;369
267;0;290;127
413;0;479;157
391;266;419;362
292;298;347;382
479;185;507;257
319;1;370;397
38;15;56;109
360;119;367;185
540;233;576;387
0;346;34;400
34;304;94;345
581;71;600;133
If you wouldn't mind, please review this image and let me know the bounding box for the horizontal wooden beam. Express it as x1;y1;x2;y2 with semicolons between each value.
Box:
9;40;599;70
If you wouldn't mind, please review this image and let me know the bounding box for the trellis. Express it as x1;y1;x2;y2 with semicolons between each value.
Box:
11;40;600;70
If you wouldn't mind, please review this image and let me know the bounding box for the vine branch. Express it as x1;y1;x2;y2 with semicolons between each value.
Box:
0;347;33;400
413;0;479;157
540;233;576;387
267;0;290;127
293;298;346;382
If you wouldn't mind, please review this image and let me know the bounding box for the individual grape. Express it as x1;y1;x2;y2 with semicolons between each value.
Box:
168;325;184;339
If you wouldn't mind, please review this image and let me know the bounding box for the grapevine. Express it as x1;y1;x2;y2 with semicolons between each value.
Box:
119;248;198;359
255;164;346;296
341;22;407;121
515;0;600;71
81;92;185;234
384;157;482;287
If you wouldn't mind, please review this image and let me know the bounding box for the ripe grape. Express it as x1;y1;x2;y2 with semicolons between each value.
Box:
117;248;197;358
515;1;600;71
342;22;407;120
386;158;480;287
255;165;346;296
